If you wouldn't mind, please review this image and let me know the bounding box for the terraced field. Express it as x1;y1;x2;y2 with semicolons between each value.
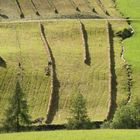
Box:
0;0;123;21
0;0;139;129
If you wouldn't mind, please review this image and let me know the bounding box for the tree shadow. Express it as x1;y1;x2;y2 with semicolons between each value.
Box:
0;57;7;68
80;22;91;65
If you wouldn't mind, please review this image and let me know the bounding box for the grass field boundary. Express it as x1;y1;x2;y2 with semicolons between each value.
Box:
1;18;140;25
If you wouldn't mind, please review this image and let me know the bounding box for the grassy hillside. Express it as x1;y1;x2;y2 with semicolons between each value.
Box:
0;0;139;129
44;20;110;123
0;21;110;125
0;19;129;126
0;130;140;140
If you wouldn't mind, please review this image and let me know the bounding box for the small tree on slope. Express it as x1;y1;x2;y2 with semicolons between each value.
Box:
67;93;91;129
3;81;31;131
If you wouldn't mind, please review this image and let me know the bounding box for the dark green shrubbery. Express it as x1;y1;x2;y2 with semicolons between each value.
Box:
3;81;31;132
102;98;140;129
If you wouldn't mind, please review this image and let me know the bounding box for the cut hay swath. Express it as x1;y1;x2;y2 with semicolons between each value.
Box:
96;0;109;16
47;0;58;14
30;0;40;16
15;0;24;18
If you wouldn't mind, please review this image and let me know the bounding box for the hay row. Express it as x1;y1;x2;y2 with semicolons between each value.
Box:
15;0;24;18
80;22;88;64
30;0;40;16
106;21;113;120
83;0;97;13
47;0;58;14
39;23;55;123
96;0;109;16
69;0;80;12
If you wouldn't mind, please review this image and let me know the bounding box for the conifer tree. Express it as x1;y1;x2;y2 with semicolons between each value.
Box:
67;93;91;129
3;81;31;131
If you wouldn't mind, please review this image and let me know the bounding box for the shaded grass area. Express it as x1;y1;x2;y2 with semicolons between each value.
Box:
0;130;140;140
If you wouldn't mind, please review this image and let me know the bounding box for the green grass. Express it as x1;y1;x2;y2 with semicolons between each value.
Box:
116;0;140;18
0;130;140;140
116;0;140;99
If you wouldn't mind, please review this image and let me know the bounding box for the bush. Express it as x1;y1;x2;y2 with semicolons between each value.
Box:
110;99;140;129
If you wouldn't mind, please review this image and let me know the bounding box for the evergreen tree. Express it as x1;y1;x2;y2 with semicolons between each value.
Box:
67;93;91;129
3;81;31;131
